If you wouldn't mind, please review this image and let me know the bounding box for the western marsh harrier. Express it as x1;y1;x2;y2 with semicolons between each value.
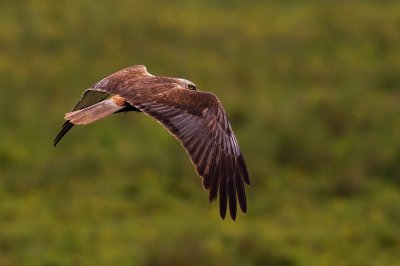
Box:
54;65;250;220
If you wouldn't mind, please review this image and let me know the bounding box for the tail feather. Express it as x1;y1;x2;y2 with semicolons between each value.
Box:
65;98;126;125
54;97;127;146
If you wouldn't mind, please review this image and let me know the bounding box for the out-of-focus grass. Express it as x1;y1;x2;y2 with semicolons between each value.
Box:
1;1;400;265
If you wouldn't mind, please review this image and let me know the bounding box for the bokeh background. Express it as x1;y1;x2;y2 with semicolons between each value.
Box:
1;1;400;265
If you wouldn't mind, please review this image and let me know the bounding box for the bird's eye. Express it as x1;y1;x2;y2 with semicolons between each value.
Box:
188;84;197;90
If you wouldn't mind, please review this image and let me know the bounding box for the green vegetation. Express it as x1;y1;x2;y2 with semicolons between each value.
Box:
1;1;400;265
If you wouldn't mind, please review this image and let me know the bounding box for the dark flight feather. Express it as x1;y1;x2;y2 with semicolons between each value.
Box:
54;90;110;146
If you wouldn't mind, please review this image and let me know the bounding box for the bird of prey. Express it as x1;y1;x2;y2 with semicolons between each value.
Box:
54;65;250;220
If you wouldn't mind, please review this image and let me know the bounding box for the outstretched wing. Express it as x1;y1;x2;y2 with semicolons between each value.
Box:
119;87;250;220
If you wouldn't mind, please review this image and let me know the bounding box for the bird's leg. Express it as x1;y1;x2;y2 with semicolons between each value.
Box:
111;95;127;106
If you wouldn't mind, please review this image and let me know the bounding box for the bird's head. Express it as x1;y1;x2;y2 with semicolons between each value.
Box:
179;79;198;91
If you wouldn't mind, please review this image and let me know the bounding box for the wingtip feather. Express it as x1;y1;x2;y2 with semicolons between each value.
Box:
53;121;74;147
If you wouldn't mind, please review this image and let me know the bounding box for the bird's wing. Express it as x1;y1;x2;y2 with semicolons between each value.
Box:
54;65;151;146
54;90;111;146
119;87;250;220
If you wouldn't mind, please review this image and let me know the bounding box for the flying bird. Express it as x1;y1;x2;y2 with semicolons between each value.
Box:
54;65;250;220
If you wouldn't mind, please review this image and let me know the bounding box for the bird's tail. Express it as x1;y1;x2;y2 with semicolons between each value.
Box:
64;97;126;125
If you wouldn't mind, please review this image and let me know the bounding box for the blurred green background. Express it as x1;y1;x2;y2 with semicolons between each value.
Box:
1;1;400;265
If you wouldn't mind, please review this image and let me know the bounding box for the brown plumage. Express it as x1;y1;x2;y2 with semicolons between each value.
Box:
54;65;250;220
